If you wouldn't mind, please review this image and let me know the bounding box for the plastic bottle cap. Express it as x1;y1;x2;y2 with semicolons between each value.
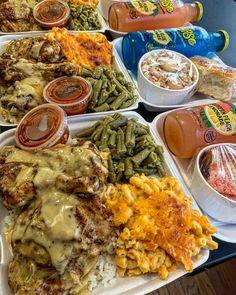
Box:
193;2;203;22
217;30;230;52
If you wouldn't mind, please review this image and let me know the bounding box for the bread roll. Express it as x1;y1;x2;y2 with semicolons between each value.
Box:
191;56;236;101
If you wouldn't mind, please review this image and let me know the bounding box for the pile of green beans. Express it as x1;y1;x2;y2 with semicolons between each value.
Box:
80;66;137;112
68;4;101;31
76;113;167;183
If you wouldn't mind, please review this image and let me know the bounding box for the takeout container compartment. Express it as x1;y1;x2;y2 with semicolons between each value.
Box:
0;33;139;127
112;37;218;112
152;108;236;243
137;49;199;106
190;143;236;224
0;9;107;35
0;111;209;295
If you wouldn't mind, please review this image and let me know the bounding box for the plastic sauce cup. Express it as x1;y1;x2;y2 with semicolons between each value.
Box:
33;0;70;29
43;76;92;115
16;104;70;151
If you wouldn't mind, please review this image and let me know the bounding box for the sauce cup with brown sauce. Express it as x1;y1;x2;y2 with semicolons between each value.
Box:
43;76;92;115
33;0;70;29
16;104;70;151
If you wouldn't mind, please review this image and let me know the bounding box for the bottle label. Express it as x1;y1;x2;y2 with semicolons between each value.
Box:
159;0;174;13
152;30;172;45
127;0;174;18
145;27;197;52
178;28;197;46
200;102;236;136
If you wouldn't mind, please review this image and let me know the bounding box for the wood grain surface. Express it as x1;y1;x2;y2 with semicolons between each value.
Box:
150;258;236;295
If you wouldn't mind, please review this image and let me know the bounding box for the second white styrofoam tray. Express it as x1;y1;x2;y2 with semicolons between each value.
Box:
151;107;236;244
113;37;221;112
0;111;209;295
0;9;107;35
0;33;140;127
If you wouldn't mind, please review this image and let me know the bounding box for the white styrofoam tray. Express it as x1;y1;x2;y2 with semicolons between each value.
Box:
0;10;107;35
112;37;222;112
0;111;209;295
0;33;140;127
152;107;236;244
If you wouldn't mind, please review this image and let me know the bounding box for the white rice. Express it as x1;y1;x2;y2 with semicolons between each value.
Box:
88;253;117;291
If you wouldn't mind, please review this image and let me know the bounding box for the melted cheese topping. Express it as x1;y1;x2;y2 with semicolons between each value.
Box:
7;144;108;177
8;142;108;273
12;189;80;273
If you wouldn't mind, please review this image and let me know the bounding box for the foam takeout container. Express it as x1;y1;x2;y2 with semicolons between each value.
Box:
113;37;220;112
0;33;140;127
0;111;210;295
0;9;107;35
152;105;236;243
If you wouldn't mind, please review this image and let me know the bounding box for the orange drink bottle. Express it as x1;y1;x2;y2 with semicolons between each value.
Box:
108;0;203;32
163;100;236;159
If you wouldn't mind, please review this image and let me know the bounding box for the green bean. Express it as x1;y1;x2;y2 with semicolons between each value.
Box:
103;116;115;126
125;158;134;179
127;146;134;156
117;128;126;156
112;77;124;92
90;79;103;109
131;148;153;167
102;79;108;89
144;151;158;166
109;115;127;129
111;89;119;96
76;122;99;138
94;66;104;79
117;162;125;173
137;122;149;131
81;68;93;77
97;89;109;106
87;77;96;86
99;127;111;151
155;145;164;155
106;84;116;96
156;162;166;177
108;131;116;148
116;171;123;182
110;91;129;110
112;113;121;120
120;97;137;109
108;156;116;183
125;120;135;147
93;103;110;112
91;123;104;141
106;95;117;104
135;126;148;135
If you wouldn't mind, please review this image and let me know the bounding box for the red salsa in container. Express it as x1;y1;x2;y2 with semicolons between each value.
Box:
33;0;70;29
43;76;92;115
16;104;70;151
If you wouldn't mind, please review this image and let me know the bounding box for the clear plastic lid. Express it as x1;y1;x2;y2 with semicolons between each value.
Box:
16;104;70;151
193;144;236;202
33;0;70;28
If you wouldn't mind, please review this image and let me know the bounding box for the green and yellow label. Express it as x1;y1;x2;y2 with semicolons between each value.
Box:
152;30;172;45
179;28;197;46
201;102;236;136
128;0;159;15
159;0;174;13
